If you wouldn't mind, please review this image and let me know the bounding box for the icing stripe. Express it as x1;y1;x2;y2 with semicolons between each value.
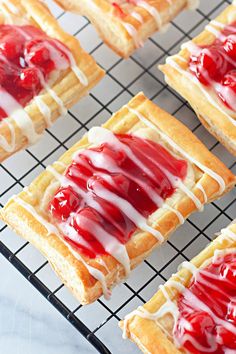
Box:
34;96;52;127
12;195;111;299
0;0;19;14
127;101;226;193
166;58;236;128
49;40;88;86
135;0;162;28
0;88;41;145
123;22;143;47
13;196;60;236
0;119;16;152
123;226;236;341
91;181;164;242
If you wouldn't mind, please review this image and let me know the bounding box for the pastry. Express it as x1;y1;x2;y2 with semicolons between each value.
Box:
0;92;235;305
0;0;104;162
120;220;236;354
53;0;199;58
159;3;236;156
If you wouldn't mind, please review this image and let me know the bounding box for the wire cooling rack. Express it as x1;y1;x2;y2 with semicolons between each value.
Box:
0;0;235;353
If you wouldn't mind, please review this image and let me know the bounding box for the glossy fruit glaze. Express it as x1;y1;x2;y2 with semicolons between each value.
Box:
0;24;70;120
189;21;236;111
174;252;236;354
49;133;187;258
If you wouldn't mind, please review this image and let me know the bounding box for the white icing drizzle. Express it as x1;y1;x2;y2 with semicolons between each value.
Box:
130;11;143;23
123;22;143;48
96;258;110;273
46;166;136;273
40;180;60;213
91;180;164;242
126;106;222;205
177;179;203;210
28;62;67;118
0;4;14;24
220;227;236;243
135;0;162;28
172;22;236;127
181;40;201;55
12;194;111;299
162;205;185;224
54;161;67;169
0;20;89;154
0;0;19;14
44;83;67;116
81;148;164;207
123;226;236;347
46;166;87;199
13;196;60;236
47;40;88;86
34;96;53;127
0;88;41;145
77;214;130;274
0;119;16;152
62;237;111;299
166;56;236;127
205;23;226;40
178;260;198;276
197;182;208;203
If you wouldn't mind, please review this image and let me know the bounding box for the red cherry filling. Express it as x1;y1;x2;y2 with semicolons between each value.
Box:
222;70;236;92
0;24;70;121
189;21;236;110
174;252;236;353
223;34;236;59
49;187;80;221
49;134;187;258
189;48;228;85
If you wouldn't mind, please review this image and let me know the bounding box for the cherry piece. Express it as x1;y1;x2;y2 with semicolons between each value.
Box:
49;186;80;221
18;67;40;90
190;48;228;85
0;36;24;60
25;39;50;65
220;260;236;283
223;34;236;59
222;70;236;93
187;311;215;336
227;301;236;324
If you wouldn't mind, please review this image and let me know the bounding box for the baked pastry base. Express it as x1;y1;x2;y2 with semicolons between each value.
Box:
0;0;104;162
120;221;236;354
0;92;235;305
159;3;236;156
54;0;193;58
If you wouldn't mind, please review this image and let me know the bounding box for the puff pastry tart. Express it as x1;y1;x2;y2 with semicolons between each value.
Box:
53;0;199;58
0;0;104;162
120;220;236;354
1;93;235;305
159;3;236;156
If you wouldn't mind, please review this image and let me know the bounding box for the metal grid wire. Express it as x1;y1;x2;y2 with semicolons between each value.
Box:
0;0;235;353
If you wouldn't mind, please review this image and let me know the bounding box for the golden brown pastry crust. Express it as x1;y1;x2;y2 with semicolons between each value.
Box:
0;0;104;162
159;4;236;156
54;0;192;58
0;92;235;305
120;221;236;354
